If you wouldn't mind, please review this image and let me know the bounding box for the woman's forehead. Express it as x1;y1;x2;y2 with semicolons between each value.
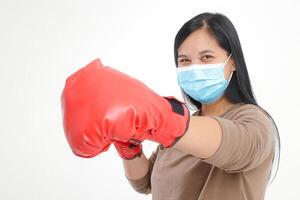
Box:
178;29;222;54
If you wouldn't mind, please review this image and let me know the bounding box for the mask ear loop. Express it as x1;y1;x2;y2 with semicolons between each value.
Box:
176;67;198;111
224;53;234;82
180;89;198;110
225;53;232;64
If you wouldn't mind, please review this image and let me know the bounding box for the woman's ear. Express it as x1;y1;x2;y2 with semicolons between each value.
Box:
230;59;236;71
232;64;236;71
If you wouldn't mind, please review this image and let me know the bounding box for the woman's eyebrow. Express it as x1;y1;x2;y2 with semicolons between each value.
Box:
198;50;215;54
178;50;215;58
178;55;188;58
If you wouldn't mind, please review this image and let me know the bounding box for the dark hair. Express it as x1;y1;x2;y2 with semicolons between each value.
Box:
174;12;280;183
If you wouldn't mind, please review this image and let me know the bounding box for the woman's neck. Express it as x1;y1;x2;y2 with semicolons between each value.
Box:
200;97;234;116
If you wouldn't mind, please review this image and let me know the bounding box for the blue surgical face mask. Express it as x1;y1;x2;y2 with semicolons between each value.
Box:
176;54;233;105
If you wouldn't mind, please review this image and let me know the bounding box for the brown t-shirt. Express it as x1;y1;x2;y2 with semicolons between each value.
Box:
126;103;276;200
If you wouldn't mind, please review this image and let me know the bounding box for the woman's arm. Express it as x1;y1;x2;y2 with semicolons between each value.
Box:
122;146;159;194
174;116;222;159
173;106;275;173
122;152;149;180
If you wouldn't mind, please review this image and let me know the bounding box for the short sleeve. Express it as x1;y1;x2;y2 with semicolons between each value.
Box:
202;105;276;173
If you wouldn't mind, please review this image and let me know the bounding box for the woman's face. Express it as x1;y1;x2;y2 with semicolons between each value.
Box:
177;28;235;80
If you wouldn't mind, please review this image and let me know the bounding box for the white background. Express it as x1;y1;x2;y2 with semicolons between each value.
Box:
0;0;299;199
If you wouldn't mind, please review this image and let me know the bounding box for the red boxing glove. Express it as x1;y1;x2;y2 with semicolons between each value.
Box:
113;141;142;159
61;59;189;158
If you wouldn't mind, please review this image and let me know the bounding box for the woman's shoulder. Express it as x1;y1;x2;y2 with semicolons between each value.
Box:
230;103;269;116
191;103;272;123
224;103;273;125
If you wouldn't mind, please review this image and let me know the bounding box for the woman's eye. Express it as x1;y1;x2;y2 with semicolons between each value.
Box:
202;55;213;60
178;59;189;63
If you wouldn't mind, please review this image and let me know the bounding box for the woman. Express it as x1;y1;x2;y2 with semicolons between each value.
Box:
122;12;280;200
61;12;280;200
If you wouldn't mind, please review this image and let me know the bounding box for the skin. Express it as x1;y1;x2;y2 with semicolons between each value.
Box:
123;27;236;180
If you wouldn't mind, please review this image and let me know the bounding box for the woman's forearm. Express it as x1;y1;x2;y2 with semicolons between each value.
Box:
122;116;221;179
122;152;150;180
174;116;222;159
